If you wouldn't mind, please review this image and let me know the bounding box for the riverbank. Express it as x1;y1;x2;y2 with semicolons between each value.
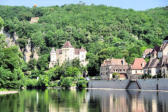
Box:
0;91;18;95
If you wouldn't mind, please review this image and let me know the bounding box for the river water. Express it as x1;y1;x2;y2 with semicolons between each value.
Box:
0;89;168;112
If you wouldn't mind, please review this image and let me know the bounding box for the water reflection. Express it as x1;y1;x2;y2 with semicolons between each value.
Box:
0;89;168;112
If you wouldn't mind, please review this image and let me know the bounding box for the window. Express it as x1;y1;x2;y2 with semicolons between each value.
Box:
149;70;151;73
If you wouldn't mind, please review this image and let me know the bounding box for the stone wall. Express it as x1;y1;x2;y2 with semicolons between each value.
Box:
88;80;130;89
137;79;158;90
137;78;168;90
89;79;168;90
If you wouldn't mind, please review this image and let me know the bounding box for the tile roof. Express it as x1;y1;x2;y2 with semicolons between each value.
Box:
80;47;86;52
145;58;160;68
143;48;153;56
101;58;128;66
62;41;73;48
131;58;146;70
161;55;168;66
160;43;168;51
75;49;80;55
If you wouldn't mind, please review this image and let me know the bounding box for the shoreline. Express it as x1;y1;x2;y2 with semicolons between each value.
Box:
0;91;18;95
86;88;168;93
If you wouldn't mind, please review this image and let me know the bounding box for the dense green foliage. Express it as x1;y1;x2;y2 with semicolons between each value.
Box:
0;5;168;76
0;35;25;88
0;5;168;88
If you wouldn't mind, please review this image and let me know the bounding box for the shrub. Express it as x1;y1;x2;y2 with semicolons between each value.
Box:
37;75;49;88
60;77;75;88
49;80;60;87
25;78;38;88
76;77;88;88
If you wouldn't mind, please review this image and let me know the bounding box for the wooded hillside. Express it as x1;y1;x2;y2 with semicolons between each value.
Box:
0;4;168;75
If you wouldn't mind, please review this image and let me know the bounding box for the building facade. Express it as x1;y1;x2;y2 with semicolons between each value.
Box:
128;58;146;79
49;41;88;68
100;58;129;80
144;36;168;77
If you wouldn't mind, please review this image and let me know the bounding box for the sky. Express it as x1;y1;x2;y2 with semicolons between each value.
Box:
0;0;167;10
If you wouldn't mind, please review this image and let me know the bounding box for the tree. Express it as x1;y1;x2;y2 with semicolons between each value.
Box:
0;17;4;29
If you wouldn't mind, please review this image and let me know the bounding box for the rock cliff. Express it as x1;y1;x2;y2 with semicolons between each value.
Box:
1;29;39;63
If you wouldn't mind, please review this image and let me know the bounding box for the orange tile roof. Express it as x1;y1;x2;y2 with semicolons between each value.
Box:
131;58;146;70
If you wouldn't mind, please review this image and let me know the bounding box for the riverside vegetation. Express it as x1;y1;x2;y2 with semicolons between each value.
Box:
0;4;168;89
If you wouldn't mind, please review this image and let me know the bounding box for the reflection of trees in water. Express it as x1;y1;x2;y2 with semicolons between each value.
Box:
0;89;87;112
48;89;87;112
1;89;168;112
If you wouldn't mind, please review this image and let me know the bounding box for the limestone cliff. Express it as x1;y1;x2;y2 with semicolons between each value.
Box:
2;29;40;63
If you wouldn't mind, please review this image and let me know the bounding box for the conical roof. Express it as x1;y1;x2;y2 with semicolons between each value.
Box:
62;41;73;48
51;47;56;53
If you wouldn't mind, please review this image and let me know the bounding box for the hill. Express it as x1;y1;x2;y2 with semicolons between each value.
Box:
0;4;168;75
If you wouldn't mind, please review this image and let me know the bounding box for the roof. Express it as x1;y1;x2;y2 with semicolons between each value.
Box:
30;17;39;24
131;58;146;70
80;47;86;52
161;55;168;66
145;58;160;68
62;41;73;48
143;48;153;56
101;58;128;66
50;48;56;53
160;43;168;51
75;49;80;55
153;46;160;52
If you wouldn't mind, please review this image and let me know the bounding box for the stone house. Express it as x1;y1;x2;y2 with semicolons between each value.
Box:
100;58;129;80
49;41;88;68
144;36;168;77
128;58;146;79
30;17;39;24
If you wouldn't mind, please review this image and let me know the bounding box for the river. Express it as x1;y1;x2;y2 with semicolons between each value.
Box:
0;89;168;112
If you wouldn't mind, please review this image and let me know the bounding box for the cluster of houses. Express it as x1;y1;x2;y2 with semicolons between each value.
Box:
100;36;168;80
49;36;168;80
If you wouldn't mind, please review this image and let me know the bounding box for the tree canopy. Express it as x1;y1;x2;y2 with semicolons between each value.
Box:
0;5;168;76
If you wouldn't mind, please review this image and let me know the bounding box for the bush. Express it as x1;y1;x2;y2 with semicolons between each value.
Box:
142;74;152;79
60;77;75;88
76;77;88;88
25;78;38;88
49;80;60;87
37;75;49;88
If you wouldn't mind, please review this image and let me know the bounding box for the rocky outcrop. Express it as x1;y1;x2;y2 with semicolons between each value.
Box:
24;39;32;63
0;27;3;34
32;47;39;61
2;29;40;63
23;39;40;63
4;31;17;47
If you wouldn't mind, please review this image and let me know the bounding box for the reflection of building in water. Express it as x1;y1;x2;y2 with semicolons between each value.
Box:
88;89;161;112
132;98;145;112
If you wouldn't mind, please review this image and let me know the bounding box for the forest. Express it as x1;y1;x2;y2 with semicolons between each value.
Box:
0;4;168;88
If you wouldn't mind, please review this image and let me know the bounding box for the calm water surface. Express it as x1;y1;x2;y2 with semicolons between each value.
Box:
0;89;168;112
